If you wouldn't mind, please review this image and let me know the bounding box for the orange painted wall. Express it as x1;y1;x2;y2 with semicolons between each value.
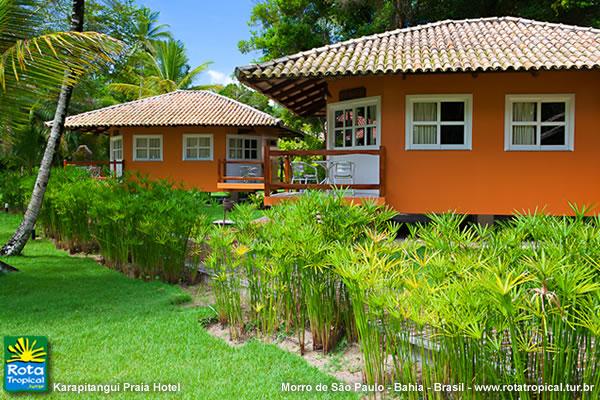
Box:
327;70;600;215
112;126;277;192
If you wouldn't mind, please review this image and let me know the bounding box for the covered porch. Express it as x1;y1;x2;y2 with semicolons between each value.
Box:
262;145;386;206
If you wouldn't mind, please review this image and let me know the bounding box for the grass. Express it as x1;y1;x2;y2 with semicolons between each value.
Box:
0;213;355;399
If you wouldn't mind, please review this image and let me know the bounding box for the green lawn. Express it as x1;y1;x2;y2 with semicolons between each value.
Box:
0;214;355;399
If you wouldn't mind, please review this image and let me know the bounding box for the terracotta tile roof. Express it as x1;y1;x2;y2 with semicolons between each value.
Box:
63;90;285;129
237;17;600;79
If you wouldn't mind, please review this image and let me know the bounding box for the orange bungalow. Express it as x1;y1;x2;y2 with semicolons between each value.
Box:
236;17;600;217
62;90;297;192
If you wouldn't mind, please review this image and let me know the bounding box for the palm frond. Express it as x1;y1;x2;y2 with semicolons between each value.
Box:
1;31;123;90
177;61;212;89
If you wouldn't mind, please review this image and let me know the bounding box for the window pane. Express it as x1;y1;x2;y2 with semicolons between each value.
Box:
186;148;198;159
335;129;344;147
149;138;161;148
440;125;465;145
367;127;377;146
512;126;536;145
355;128;365;146
198;148;210;159
187;137;198;148
136;148;147;159
356;107;366;126
441;102;464;122
250;150;258;159
198;137;211;147
541;125;565;145
244;149;251;159
334;110;343;128
413;125;437;144
541;102;565;122
149;149;160;159
413;102;437;122
344;129;352;147
367;105;377;125
513;102;536;122
136;138;148;148
343;109;353;127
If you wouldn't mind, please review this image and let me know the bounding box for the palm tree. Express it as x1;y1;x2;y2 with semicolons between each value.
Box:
131;6;172;52
0;0;122;259
0;0;122;126
109;39;217;99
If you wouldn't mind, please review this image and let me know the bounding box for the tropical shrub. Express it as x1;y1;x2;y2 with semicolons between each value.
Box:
205;191;397;352
38;168;212;283
210;196;599;398
334;211;600;399
0;170;35;211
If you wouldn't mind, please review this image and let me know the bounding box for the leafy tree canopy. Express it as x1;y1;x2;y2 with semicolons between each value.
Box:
241;0;600;61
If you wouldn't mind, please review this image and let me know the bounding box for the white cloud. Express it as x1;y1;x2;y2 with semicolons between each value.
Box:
206;70;235;86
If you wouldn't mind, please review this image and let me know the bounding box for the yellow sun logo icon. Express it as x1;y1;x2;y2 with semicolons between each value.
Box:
6;337;47;363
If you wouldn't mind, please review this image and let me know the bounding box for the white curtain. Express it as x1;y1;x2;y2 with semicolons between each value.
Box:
414;102;436;121
512;126;536;145
413;126;437;144
513;102;536;122
413;102;437;144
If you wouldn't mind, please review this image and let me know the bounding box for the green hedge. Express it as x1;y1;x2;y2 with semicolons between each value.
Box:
38;168;212;283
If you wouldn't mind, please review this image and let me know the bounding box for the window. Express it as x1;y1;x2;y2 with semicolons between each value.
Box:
406;95;472;150
228;136;260;160
133;135;162;161
505;95;574;151
183;134;213;160
328;97;379;148
110;136;122;161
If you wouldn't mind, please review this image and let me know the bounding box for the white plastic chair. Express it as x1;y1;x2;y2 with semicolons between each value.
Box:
331;161;355;185
291;161;318;184
240;165;259;180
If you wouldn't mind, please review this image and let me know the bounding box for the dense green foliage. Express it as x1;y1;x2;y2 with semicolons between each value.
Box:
207;192;397;352
211;195;600;398
0;213;355;400
241;0;600;61
37;168;213;283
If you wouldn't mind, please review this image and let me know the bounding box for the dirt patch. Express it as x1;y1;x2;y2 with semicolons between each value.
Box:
203;323;364;385
179;281;215;308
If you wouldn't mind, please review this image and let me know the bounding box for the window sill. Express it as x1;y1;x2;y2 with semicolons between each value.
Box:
504;147;574;152
405;146;472;151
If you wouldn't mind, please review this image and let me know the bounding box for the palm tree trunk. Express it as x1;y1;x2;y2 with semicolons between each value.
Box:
0;0;85;258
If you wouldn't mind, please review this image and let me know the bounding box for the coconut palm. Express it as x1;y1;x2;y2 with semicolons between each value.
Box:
109;39;217;99
0;0;122;124
0;0;122;259
131;6;172;52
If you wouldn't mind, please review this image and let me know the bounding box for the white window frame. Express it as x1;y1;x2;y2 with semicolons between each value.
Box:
327;96;381;150
504;94;575;151
182;134;213;161
405;94;473;150
133;134;163;161
226;135;262;161
109;135;123;161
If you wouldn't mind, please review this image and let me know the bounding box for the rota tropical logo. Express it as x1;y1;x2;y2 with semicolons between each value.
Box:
4;336;48;393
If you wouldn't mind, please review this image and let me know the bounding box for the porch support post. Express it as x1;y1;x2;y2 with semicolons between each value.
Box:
263;142;271;198
379;146;386;198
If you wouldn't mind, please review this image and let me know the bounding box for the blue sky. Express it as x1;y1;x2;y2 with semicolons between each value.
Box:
136;0;262;86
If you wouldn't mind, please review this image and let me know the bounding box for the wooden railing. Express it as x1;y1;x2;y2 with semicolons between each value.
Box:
217;159;265;182
263;144;386;198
